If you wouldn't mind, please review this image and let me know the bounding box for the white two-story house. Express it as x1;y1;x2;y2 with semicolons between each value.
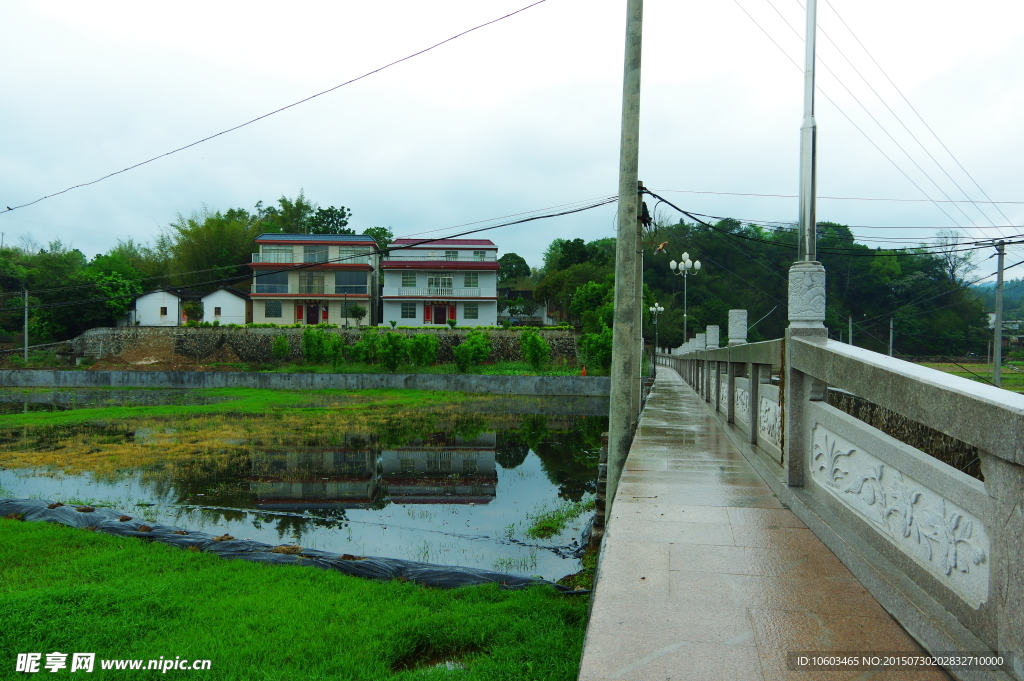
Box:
249;233;379;325
380;239;499;326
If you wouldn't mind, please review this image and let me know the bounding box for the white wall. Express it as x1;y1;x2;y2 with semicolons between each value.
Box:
133;291;183;326
201;290;247;325
380;300;497;327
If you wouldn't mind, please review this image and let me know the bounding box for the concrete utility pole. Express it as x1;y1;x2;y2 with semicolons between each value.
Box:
607;0;644;520
889;317;894;356
994;240;1005;388
23;289;28;364
848;316;853;346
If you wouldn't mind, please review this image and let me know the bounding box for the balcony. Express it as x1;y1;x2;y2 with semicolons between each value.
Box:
392;287;483;297
253;284;368;295
252;253;373;265
382;253;496;262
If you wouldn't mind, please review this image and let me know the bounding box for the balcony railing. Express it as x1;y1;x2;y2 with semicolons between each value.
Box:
393;287;483;297
252;253;374;265
382;253;495;262
253;284;369;295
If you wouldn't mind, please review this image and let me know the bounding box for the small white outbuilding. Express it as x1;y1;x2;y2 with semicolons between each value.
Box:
201;288;250;325
118;289;192;327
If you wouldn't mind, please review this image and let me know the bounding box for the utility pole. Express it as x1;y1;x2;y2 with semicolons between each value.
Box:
848;316;853;346
23;289;28;364
994;240;1005;388
797;0;818;263
888;317;894;357
607;0;644;521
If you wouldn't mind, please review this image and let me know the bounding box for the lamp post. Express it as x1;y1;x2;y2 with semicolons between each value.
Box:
669;253;701;342
648;302;664;354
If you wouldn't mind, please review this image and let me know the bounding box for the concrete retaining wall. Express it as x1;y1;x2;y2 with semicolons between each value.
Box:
0;370;610;396
70;326;578;363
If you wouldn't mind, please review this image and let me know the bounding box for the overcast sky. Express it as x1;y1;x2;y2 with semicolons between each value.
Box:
1;0;1022;280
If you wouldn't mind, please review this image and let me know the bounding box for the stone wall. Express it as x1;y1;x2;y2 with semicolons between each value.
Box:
0;369;610;396
72;327;578;364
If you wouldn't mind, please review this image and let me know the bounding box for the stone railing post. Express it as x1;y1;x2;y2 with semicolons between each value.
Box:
728;309;748;346
705;326;719;405
785;261;827;487
695;333;707;399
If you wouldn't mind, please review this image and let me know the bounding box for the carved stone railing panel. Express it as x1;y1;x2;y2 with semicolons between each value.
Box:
809;420;990;609
735;377;750;428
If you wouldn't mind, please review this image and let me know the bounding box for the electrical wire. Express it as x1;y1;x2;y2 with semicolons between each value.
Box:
7;194;617;311
821;0;1016;228
731;0;962;229
650;189;1024;205
1;0;550;215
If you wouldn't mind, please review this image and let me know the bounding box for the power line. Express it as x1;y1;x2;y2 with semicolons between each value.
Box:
821;0;1016;228
791;0;1006;233
651;189;1024;205
1;0;550;215
7;195;617;311
763;0;971;229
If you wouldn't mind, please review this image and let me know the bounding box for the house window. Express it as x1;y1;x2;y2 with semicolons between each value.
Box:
400;458;415;474
262;246;293;263
445;250;458;261
255;271;289;293
462;458;478;475
298;273;324;294
214;307;222;316
473;250;486;261
401;272;417;287
401;302;416;319
335;270;367;294
463;273;479;288
464;303;479;320
265;301;282;318
427;273;453;293
159;307;168;316
303;245;328;263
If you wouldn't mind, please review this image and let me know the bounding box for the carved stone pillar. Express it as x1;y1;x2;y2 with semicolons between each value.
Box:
728;309;748;345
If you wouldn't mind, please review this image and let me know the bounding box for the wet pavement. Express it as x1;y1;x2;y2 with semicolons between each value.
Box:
578;367;948;681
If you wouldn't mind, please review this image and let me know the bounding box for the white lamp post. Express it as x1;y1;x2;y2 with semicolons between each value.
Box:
669;252;701;343
649;302;664;375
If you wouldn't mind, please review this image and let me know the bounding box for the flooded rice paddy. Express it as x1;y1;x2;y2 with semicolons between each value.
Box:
0;389;607;582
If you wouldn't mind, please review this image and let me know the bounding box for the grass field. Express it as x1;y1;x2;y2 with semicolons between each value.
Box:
0;519;589;680
0;387;478;429
916;362;1024;392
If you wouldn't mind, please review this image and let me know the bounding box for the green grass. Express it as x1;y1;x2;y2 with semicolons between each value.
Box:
275;360;588;377
0;387;474;429
0;519;588;680
917;362;1024;392
525;497;596;540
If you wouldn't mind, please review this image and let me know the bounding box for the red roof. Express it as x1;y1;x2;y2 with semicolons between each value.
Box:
389;239;496;248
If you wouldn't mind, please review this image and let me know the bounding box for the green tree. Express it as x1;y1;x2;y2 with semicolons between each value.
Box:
453;330;491;372
378;332;409;372
362;227;394;250
519;328;550;370
407;334;439;366
348;304;367;326
498;253;531;283
182;300;204;322
306;206;354;235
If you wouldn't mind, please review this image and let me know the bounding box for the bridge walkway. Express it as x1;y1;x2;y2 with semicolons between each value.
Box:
578;366;947;681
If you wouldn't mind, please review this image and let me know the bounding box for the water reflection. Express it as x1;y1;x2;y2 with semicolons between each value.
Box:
0;409;607;579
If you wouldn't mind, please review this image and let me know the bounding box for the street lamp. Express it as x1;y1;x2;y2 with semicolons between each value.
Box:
648;303;664;355
669;252;701;343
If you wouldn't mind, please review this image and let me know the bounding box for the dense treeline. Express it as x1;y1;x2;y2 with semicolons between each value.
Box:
513;218;990;357
1;193;392;344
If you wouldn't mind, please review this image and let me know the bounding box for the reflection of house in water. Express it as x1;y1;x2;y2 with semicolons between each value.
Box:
250;449;379;509
381;433;497;504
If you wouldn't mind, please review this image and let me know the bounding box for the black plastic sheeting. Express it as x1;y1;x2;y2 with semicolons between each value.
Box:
1;498;586;593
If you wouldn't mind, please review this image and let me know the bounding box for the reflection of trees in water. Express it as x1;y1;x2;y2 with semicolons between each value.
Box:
141;450;254;508
495;431;529;469
501;415;605;501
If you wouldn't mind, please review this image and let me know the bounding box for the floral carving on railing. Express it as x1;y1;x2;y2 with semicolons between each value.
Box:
810;424;989;607
719;378;729;413
735;385;749;423
758;396;782;448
